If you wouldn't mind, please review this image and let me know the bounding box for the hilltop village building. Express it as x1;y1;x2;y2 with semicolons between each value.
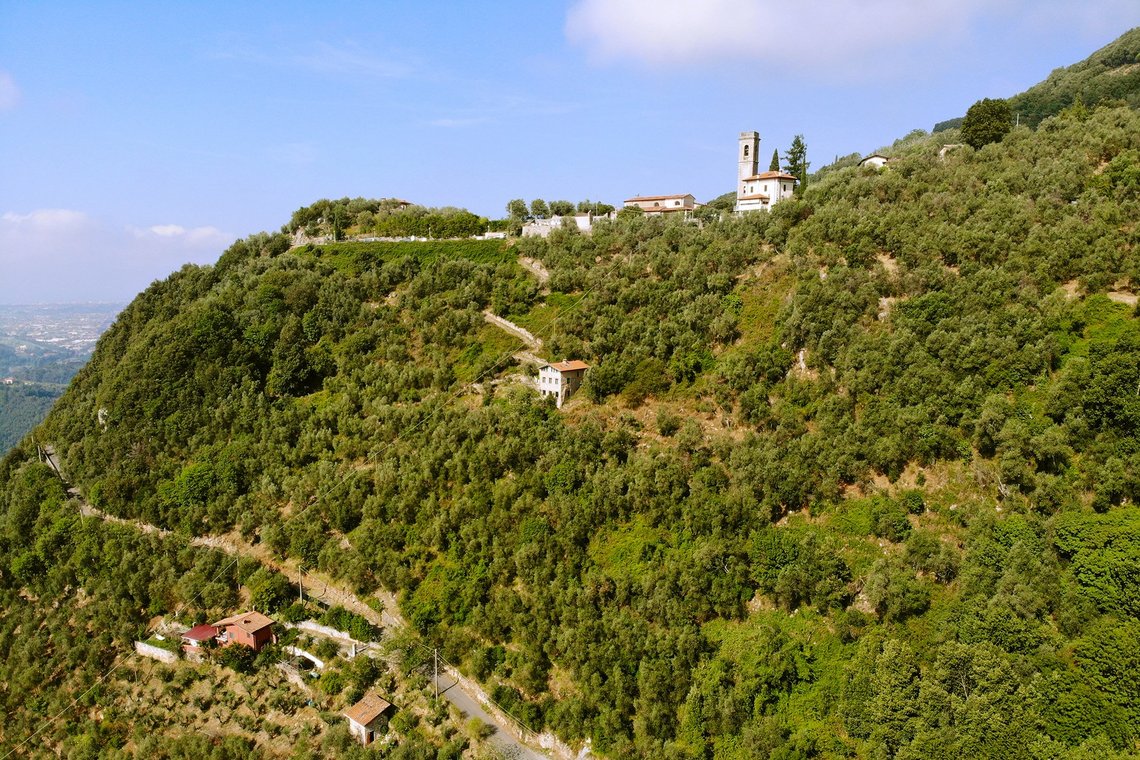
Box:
539;360;589;408
624;194;699;218
735;131;797;213
522;211;615;238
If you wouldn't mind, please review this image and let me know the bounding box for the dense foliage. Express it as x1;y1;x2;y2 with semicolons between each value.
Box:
3;95;1140;758
287;197;493;240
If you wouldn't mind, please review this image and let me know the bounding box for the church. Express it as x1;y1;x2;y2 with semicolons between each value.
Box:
735;131;797;213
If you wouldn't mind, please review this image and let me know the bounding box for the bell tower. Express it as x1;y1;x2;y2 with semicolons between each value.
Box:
738;131;760;196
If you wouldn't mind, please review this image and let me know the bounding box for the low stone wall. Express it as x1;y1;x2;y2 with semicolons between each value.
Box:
291;620;354;641
284;645;325;670
134;640;177;664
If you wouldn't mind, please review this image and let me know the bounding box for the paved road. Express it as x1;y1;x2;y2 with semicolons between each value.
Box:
433;674;543;760
51;445;550;759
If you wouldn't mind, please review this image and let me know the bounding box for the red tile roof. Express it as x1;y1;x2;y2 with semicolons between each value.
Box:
551;360;590;372
212;611;275;635
742;171;797;181
181;624;219;642
737;194;771;201
624;194;694;202
345;692;393;726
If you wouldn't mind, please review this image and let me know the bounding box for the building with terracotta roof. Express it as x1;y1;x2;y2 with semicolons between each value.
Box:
736;131;797;213
345;691;395;745
623;194;699;217
539;360;589;408
212;611;276;652
180;623;219;657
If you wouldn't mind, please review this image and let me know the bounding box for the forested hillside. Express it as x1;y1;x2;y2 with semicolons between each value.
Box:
935;26;1140;131
2;100;1140;758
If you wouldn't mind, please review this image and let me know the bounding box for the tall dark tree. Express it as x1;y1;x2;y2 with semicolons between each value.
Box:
961;98;1013;149
783;134;810;190
769;148;780;172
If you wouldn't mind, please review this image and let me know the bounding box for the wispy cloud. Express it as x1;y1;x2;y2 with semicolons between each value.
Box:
428;116;491;128
293;42;413;78
425;93;579;128
565;0;1136;80
0;71;20;111
212;39;413;80
1;209;236;302
128;223;233;247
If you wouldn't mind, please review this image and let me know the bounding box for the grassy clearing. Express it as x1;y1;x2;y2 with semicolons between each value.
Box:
509;291;582;336
452;324;526;384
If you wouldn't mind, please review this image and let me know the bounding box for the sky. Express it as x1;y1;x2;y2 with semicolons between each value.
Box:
2;1;1138;304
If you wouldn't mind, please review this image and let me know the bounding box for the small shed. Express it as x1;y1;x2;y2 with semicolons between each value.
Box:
345;691;395;746
212;611;276;652
180;624;219;655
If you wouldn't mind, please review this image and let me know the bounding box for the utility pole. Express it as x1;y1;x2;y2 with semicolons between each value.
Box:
298;565;304;605
433;648;439;700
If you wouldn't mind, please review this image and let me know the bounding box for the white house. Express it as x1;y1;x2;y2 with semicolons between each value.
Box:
539;360;589;407
735;131;797;213
345;692;394;746
858;153;891;168
624;194;699;217
522;211;614;238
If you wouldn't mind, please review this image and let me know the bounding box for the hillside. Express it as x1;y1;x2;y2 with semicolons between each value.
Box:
3;101;1140;759
935;26;1140;131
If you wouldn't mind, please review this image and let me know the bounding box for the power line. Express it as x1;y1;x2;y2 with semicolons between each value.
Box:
279;267;598;531
6;252;592;756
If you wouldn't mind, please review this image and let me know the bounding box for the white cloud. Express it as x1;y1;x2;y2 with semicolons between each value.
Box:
0;209;236;303
128;223;232;247
0;71;20;111
564;0;1136;78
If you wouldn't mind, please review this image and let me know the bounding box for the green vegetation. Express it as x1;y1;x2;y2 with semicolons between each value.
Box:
961;97;1014;148
3;49;1140;759
0;383;61;452
287;196;493;240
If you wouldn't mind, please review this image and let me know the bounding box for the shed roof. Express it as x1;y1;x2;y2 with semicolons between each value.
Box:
212;611;275;635
181;624;219;642
345;692;393;726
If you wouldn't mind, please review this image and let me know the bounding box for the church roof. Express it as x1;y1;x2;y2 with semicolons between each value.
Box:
742;171;797;181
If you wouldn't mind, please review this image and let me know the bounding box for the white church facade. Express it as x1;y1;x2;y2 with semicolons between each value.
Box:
735;131;797;213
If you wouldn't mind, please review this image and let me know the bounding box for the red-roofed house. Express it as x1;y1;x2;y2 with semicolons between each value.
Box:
345;691;395;745
539;360;589;408
212;611;277;652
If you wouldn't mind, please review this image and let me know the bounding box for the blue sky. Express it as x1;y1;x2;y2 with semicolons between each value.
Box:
2;1;1138;303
